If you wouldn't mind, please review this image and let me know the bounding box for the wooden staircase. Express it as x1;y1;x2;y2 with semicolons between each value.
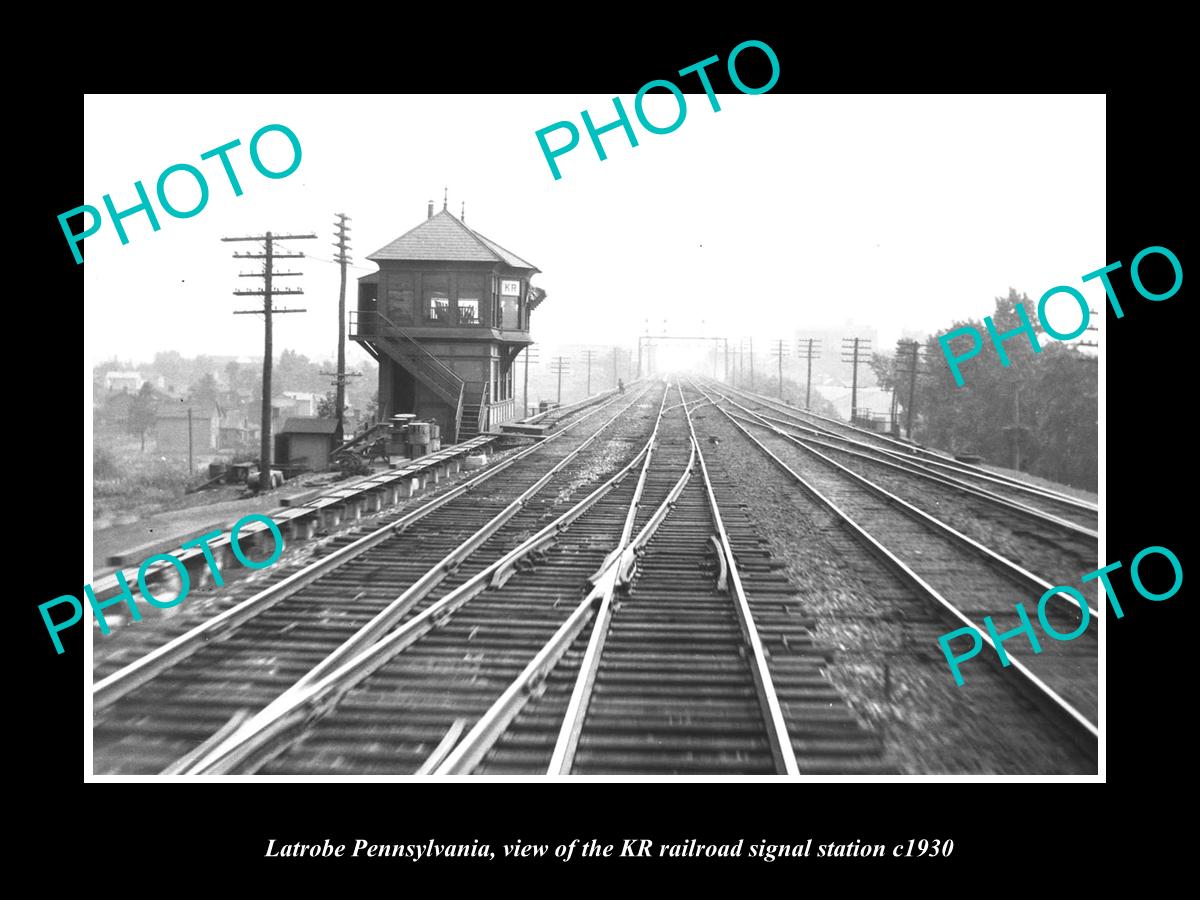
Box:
457;381;490;441
350;310;466;438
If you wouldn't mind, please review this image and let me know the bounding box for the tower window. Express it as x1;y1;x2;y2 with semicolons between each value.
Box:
457;298;480;325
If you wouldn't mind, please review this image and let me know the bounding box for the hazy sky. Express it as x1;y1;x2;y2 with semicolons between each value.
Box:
83;94;1105;369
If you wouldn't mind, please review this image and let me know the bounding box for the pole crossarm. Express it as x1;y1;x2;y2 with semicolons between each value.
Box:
226;229;313;492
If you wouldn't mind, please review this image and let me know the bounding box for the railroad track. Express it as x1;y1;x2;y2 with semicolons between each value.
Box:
166;383;682;774
706;381;1098;602
108;381;894;776
691;379;1097;767
93;382;663;774
720;385;1098;533
91;375;1096;775
91;386;640;680
446;384;892;775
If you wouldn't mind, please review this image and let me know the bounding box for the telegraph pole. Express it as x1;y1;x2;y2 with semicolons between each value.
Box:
612;345;620;387
582;349;597;396
1002;382;1030;470
771;339;789;398
1079;308;1100;348
797;338;822;410
550;356;571;405
523;344;541;415
841;337;871;423
1013;383;1023;470
894;339;926;440
226;230;316;491
332;213;352;443
748;338;755;389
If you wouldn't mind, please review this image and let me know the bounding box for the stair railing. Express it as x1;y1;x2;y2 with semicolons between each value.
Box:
477;380;490;433
350;310;464;402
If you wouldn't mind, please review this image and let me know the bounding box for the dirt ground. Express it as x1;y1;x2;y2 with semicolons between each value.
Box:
91;469;363;574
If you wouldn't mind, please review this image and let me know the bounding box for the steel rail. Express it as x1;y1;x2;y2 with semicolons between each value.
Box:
694;380;1099;750
706;385;1098;620
760;410;1097;538
662;396;714;414
166;385;670;774
709;390;1096;540
94;386;648;711
286;385;665;693
435;421;692;776
438;382;800;775
519;381;631;426
679;385;800;775
436;400;697;775
180;388;673;774
721;382;1098;514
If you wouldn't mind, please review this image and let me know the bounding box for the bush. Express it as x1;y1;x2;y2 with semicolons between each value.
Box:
93;445;122;480
93;450;191;499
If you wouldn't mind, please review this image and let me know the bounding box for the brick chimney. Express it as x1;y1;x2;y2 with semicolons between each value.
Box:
427;200;434;219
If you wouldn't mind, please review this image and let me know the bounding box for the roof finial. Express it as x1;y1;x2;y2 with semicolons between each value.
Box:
460;200;466;222
443;187;448;210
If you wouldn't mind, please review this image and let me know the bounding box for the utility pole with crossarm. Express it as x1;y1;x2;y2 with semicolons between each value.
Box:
226;230;317;492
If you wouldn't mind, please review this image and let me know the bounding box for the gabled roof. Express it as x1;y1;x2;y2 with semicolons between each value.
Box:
158;402;219;419
368;209;539;271
280;417;339;435
469;230;536;269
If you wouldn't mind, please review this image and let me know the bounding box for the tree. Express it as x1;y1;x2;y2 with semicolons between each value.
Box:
868;352;899;395
760;373;842;420
150;350;189;393
275;349;327;393
250;378;264;425
224;360;243;392
128;383;157;452
189;372;220;411
316;390;339;419
910;289;1097;489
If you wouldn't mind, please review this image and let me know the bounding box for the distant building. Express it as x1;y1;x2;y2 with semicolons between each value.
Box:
282;391;319;417
218;409;259;450
275;417;339;470
105;371;143;393
271;392;321;429
156;403;220;456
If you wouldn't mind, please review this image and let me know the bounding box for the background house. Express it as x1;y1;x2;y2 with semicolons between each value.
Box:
156;402;220;457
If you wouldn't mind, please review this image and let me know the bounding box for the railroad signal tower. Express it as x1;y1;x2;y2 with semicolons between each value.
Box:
351;196;547;444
